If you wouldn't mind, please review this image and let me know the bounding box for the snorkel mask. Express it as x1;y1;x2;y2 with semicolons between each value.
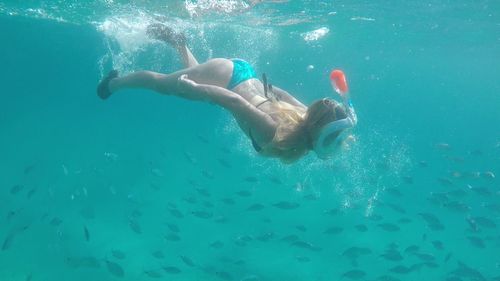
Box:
313;70;358;159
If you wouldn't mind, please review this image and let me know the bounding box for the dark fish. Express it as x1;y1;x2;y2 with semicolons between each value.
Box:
168;208;184;218
162;266;181;274
296;256;310;263
342;269;366;279
268;176;282;185
66;256;101;268
197;134;210;143
246;204;265;211
128;219;142;234
369;214;384;221
342;247;372;260
196;188;211;197
244;176;258;183
84;226;90;242
273;201;299;210
444;201;470;213
10;185;24;195
385;203;406;214
389;265;413;274
236;190;252;197
450;261;487;281
105;260;124;277
296;225;307;232
380;250;403;261
211;241;224;249
467;236;485;248
413;253;435;262
398;218;412;224
386;187;403;197
26;188;37;199
191;210;213;219
180;255;196;267
474;216;497;228
376;275;400;281
418;161;428;167
377;223;400;232
167;223;180;233
303;194;319;201
202;170;214;179
444;252;452;263
25;273;33;281
24;164;36;174
291;241;321;251
50;217;63;226
256;232;274;242
216;271;233;281
165;233;181;241
144;269;163;278
355;224;368;232
432;240;444;250
2;233;15;251
152;250;164;259
324;226;343;235
217;158;232;168
221;198;235;205
280;234;299;243
111;250;126;260
437;177;453;186
402;176;413;184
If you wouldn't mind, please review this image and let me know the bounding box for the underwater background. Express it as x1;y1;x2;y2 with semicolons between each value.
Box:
1;1;499;280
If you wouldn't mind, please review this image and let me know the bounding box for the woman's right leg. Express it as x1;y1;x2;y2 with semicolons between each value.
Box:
106;58;233;101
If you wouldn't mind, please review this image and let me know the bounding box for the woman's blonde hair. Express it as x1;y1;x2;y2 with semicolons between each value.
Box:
273;98;347;162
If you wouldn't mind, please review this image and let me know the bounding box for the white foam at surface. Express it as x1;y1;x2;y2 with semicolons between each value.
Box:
301;27;329;42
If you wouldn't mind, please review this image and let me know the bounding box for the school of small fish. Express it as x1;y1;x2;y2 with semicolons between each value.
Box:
1;139;498;281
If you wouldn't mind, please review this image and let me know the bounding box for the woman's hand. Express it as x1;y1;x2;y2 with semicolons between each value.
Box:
177;74;199;93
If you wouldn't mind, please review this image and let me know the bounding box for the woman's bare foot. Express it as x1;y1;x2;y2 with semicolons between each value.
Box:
147;23;186;49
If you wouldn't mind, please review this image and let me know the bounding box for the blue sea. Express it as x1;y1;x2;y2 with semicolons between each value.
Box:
1;1;499;280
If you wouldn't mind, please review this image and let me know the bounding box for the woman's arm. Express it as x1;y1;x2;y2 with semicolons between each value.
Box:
269;86;306;108
178;75;277;136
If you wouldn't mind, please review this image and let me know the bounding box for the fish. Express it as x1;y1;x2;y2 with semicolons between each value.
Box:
236;190;252;197
444;201;470;213
398;218;412;224
84;226;90;242
210;241;224;249
482;171;495;179
196;188;211;197
165;233;181;241
355;224;368;232
389;265;413;274
418;161;428;167
217;158;232;168
111;250;126;260
256;232;274;241
144;269;163;278
450;261;487;281
437;177;453;186
296;256;310;263
436;142;451;150
244;176;258;183
152;250;164;259
162;266;181;274
168;208;184;218
26;188;37;199
105;260;124;277
215;271;233;281
342;269;366;279
50;217;63;226
413;253;435;262
202;170;214;179
273;201;299;210
166;223;180;233
376;275;401;281
2;233;15;251
221;198;235;205
128;219;142;234
180;255;196;267
324;226;343;235
10;185;24;195
380;250;403;261
280;234;299;243
291;241;321;251
268;176;282;185
402;176;413;184
405;245;420;254
197;134;210;144
377;223;400;232
66;256;101;268
467;236;485;248
473;216;497;228
191;210;213;219
246;204;265;211
296;225;307;232
432;240;444;250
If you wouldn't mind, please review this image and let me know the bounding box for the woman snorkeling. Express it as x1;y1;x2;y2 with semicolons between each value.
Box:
97;23;357;163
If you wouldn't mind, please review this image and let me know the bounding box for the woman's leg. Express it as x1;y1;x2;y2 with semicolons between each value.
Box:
147;23;199;68
104;58;233;101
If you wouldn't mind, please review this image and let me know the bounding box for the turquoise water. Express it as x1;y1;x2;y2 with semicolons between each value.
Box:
1;1;499;280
